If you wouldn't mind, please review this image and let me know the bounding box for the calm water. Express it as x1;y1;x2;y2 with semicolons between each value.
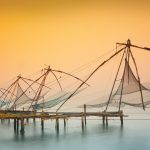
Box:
0;116;150;150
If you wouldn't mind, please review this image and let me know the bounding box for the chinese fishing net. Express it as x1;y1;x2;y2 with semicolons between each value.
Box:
86;60;150;109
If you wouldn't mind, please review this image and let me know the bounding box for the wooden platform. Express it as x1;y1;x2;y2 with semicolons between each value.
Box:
0;106;127;134
0;110;126;119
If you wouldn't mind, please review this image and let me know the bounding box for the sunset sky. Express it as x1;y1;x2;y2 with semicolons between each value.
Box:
0;0;150;86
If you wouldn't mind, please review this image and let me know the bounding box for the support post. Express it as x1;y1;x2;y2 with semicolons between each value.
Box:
84;104;87;125
120;111;124;125
102;115;105;124
81;113;84;128
14;119;17;131
20;118;25;134
102;111;106;124
41;118;44;130
64;117;66;128
17;119;19;132
33;111;36;123
106;116;108;125
33;117;36;123
55;117;59;131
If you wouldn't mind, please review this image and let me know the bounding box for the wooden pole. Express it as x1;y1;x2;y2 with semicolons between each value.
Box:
56;118;59;131
129;49;145;110
84;104;87;125
32;110;36;123
16;119;19;132
20;118;25;134
81;113;84;128
14;119;17;131
106;116;108;125
105;50;126;111
102;115;105;124
41;118;44;130
102;111;106;124
33;117;36;123
120;111;123;125
55;114;59;131
64;117;66;128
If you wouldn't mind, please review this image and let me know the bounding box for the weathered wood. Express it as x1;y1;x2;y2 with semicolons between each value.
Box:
0;110;126;130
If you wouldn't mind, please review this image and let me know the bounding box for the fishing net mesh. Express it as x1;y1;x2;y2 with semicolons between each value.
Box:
87;60;150;109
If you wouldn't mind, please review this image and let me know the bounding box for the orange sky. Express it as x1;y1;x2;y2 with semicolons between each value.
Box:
0;0;150;86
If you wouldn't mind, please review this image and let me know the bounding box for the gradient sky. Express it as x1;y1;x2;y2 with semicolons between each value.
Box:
0;0;150;86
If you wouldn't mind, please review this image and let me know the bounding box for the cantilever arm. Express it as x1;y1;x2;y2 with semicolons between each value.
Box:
50;70;63;91
117;42;150;51
51;70;90;87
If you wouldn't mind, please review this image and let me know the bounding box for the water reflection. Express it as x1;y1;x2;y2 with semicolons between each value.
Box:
81;125;87;137
0;119;150;150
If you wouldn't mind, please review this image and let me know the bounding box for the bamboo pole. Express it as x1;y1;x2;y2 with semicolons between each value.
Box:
105;50;126;111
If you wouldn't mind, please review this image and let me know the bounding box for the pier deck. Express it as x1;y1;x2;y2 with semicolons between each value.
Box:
0;106;126;134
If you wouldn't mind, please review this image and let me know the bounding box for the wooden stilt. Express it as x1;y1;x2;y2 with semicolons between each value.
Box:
33;111;36;123
55;117;59;130
106;116;108;125
102;115;105;124
120;111;124;125
14;119;17;131
41;118;44;130
33;117;35;123
64;117;66;128
20;118;25;134
120;116;123;125
84;104;87;125
16;119;19;132
81;113;84;128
